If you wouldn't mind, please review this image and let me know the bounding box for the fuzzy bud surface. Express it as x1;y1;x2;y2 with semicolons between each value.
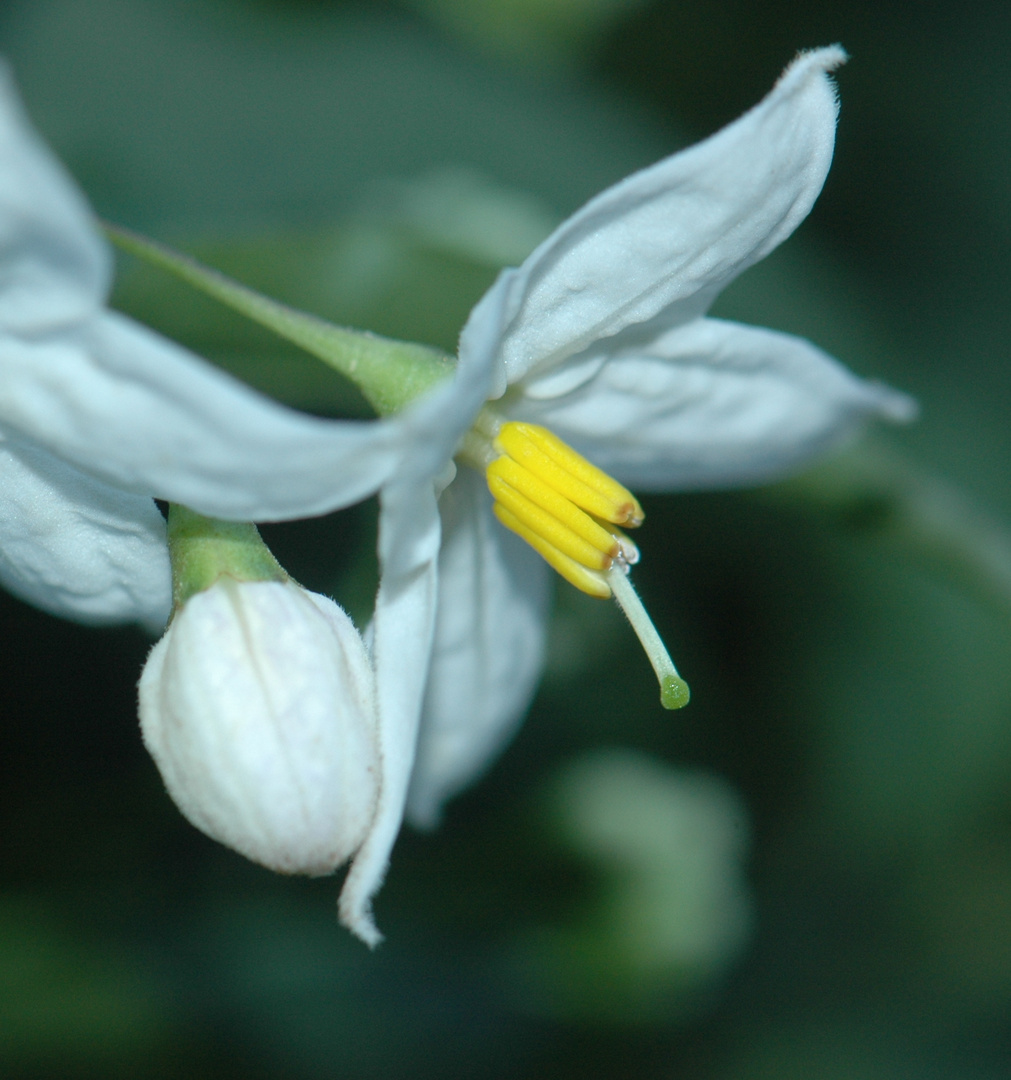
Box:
139;578;379;875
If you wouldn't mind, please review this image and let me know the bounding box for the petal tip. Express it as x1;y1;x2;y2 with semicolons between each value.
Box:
775;45;848;113
338;893;384;949
785;44;849;81
870;383;919;424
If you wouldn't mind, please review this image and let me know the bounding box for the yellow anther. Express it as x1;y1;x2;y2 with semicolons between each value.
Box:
487;457;622;560
488;473;613;571
470;417;689;706
492;505;612;598
484;421;646;598
493;423;644;527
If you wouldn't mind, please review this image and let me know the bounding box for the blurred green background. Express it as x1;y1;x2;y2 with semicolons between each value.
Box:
2;0;1011;1076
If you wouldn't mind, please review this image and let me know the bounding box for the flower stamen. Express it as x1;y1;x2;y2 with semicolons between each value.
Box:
467;418;689;709
492;503;613;599
481;421;640;597
487;457;625;569
493;422;645;526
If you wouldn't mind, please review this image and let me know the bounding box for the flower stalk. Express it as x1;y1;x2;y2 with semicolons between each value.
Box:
167;503;288;609
105;222;455;416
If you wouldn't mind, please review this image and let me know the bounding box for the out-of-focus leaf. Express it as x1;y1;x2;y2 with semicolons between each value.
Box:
508;749;752;1025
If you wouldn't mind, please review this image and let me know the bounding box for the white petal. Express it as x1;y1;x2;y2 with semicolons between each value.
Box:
517;317;915;491
1;64;497;523
337;275;515;943
0;63;110;333
406;467;551;828
338;478;441;946
0;308;492;521
465;46;847;395
0;434;170;630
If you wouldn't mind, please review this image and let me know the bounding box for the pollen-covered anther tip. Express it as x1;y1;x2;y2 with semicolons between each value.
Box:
611;530;640;566
618;502;645;528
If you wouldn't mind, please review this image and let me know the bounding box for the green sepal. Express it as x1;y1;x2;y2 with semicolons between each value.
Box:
105;223;454;417
168;504;288;611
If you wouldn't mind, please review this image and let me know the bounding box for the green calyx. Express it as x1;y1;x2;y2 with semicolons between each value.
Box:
105;223;454;417
167;504;288;610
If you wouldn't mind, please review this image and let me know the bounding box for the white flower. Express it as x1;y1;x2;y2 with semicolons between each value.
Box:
140;579;379;875
406;45;914;824
0;47;913;945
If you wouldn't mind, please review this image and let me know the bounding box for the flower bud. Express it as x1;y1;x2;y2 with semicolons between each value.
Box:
139;577;379;875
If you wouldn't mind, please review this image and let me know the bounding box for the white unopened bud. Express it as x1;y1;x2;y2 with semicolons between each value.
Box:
139;578;379;876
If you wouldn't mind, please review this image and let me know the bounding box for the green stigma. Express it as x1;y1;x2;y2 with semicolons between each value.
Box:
661;675;691;711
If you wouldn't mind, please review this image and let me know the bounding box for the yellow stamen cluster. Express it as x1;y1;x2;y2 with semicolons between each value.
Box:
457;413;689;710
486;422;643;598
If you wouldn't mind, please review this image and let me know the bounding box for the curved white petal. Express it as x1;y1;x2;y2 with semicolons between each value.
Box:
0;307;493;522
337;271;516;943
338;479;441;946
0;435;170;629
406;467;551;829
516;317;915;491
0;63;110;333
465;46;846;396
